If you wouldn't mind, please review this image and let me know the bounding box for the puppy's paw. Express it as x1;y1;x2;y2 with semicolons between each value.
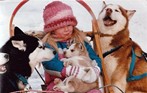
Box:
61;58;71;66
60;58;67;62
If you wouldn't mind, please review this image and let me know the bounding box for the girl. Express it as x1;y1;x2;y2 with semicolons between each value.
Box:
42;1;102;93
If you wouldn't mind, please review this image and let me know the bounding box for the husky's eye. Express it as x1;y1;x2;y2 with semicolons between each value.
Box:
71;49;74;52
115;9;119;12
42;45;45;49
38;46;42;48
38;46;45;50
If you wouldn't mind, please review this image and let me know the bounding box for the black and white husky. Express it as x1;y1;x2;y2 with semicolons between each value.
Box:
0;27;56;93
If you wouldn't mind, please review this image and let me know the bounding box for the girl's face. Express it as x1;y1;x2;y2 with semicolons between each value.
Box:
51;25;73;41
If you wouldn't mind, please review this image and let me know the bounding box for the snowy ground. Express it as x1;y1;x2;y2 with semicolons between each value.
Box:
0;0;147;91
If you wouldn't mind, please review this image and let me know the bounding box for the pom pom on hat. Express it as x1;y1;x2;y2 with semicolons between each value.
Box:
43;1;77;33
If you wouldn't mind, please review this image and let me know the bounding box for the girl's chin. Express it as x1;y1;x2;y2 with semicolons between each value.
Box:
62;36;71;40
53;34;72;41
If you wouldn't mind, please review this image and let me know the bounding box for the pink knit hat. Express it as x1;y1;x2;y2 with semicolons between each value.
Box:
43;1;77;33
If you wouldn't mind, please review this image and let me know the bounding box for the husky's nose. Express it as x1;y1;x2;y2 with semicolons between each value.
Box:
4;54;9;59
106;8;112;15
53;51;56;55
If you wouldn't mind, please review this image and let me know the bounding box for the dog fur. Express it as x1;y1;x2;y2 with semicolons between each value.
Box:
0;27;55;93
0;53;9;74
53;42;100;93
25;30;45;39
98;2;147;93
62;42;96;67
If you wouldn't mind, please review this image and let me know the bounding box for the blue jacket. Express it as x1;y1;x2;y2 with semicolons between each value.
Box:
42;41;102;77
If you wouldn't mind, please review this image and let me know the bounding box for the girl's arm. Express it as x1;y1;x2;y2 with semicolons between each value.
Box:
85;42;102;71
42;43;64;77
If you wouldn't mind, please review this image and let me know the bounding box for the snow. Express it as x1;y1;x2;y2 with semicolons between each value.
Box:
0;0;147;91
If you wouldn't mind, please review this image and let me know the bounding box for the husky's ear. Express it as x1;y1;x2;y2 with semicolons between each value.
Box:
11;40;26;51
102;1;107;9
127;10;136;20
14;26;25;36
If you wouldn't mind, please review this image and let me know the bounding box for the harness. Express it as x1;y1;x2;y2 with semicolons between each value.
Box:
15;73;29;85
127;48;147;82
103;47;147;82
8;73;29;90
103;45;122;58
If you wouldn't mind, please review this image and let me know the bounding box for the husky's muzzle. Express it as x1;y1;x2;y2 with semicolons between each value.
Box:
103;8;117;26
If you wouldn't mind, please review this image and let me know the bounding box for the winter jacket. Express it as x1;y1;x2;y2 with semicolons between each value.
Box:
42;41;102;78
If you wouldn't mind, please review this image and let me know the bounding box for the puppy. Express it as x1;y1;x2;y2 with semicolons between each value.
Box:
53;76;98;93
98;2;147;93
53;42;100;93
62;42;96;67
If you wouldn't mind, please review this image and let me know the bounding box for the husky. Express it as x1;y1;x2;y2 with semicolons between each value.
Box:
0;53;9;74
0;27;56;93
53;41;100;93
98;2;147;93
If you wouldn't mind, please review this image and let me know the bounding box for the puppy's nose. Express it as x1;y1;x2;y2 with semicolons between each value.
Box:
4;54;9;59
53;51;56;55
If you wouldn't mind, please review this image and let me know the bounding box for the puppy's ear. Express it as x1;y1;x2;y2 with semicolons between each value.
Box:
71;38;76;44
14;26;25;36
78;43;83;49
68;38;76;46
78;43;84;52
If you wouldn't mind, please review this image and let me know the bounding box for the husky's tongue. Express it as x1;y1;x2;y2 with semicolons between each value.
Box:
0;65;6;73
103;16;117;26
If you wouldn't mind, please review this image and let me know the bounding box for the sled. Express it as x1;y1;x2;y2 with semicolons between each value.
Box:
8;0;124;93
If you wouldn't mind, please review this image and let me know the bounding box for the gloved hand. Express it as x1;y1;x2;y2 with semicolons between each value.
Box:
61;65;87;80
82;66;100;83
61;65;100;83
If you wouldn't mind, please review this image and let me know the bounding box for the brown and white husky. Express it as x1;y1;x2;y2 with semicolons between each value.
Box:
98;2;147;93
